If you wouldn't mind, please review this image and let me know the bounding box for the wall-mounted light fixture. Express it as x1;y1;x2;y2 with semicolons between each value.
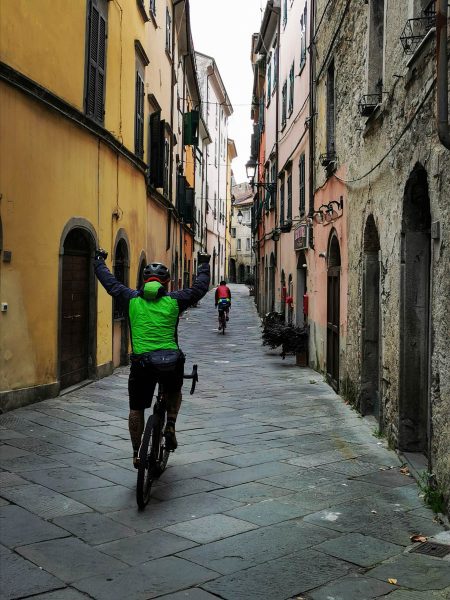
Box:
246;157;276;195
311;196;344;224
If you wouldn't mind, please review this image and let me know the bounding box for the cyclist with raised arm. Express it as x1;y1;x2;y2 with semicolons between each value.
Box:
215;280;231;330
94;250;210;467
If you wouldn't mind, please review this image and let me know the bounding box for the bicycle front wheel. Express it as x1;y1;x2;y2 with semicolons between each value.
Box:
136;414;159;509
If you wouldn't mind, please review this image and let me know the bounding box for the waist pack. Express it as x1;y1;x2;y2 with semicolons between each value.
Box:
131;350;184;372
218;299;230;310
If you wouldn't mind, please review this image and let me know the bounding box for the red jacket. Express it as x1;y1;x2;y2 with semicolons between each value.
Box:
215;285;231;304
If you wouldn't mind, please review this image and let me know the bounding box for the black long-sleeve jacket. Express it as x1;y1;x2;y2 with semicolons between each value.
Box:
94;259;210;354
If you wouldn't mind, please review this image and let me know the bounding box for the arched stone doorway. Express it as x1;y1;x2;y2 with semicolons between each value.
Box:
113;234;129;367
136;251;147;288
361;215;381;419
229;258;236;283
59;224;96;389
399;164;431;453
327;232;341;391
238;263;245;283
296;252;307;327
268;253;276;313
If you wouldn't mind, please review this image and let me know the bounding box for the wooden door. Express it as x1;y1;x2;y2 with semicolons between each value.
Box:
327;267;340;391
60;252;90;388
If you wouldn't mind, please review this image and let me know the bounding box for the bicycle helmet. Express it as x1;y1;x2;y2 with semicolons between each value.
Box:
143;262;170;283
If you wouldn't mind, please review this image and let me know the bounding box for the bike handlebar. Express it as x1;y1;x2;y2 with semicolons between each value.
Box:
183;364;198;395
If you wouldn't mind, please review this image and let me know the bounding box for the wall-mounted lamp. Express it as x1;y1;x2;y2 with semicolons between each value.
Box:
271;229;281;242
311;196;344;224
246;156;276;195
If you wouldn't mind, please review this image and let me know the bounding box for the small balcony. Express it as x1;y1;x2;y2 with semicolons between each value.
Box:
400;1;436;55
358;93;382;117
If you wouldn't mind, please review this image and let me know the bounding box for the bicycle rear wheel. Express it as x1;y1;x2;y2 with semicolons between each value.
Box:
136;414;159;509
221;311;226;334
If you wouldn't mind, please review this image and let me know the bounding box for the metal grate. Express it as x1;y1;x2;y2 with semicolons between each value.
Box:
410;541;450;558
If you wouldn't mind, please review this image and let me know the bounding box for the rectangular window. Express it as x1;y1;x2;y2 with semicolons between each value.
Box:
214;193;217;219
288;62;294;116
326;61;336;157
134;68;145;158
283;0;288;27
163;138;170;197
85;0;108;124
300;6;307;71
149;0;156;17
299;153;306;216
231;227;236;238
270;162;277;209
267;59;272;102
287;171;292;220
149;111;165;187
214;140;217;166
237;238;241;251
280;176;285;224
246;238;250;251
281;81;287;127
165;7;172;54
367;0;384;97
273;44;278;93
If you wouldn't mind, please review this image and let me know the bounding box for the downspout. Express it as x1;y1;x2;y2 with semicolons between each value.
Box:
308;0;315;219
274;7;281;291
436;0;450;149
205;64;215;257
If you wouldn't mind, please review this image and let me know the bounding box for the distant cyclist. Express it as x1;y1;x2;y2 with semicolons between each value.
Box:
94;250;210;467
215;280;231;330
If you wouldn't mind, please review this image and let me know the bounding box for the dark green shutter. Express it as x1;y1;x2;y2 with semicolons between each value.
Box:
299;154;305;215
184;187;195;223
183;111;199;146
86;0;107;123
135;73;144;158
149;112;165;187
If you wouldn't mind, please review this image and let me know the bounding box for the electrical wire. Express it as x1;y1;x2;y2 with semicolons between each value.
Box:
333;79;436;185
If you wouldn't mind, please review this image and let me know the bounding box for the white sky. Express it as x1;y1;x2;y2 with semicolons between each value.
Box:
189;0;263;185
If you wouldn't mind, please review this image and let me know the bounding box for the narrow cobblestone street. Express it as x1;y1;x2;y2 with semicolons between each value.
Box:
1;285;449;600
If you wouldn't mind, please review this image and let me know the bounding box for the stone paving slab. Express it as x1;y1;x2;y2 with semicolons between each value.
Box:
313;532;404;567
0;505;69;548
73;556;218;600
96;529;198;565
177;519;340;575
163;514;258;544
308;573;394;599
16;537;127;583
0;544;64;599
0;285;447;600
201;548;351;599
367;553;450;590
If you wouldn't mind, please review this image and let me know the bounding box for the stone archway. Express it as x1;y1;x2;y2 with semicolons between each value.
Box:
361;215;381;419
399;164;431;453
59;225;97;389
296;252;307;327
327;232;341;391
113;234;129;367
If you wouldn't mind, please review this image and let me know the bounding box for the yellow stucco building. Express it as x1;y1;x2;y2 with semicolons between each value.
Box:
0;0;201;410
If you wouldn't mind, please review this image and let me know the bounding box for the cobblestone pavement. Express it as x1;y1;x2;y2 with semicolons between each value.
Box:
1;284;449;600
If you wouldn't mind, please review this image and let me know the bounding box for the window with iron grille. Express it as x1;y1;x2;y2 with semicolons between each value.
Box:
300;5;307;71
280;176;285;224
237;238;241;250
299;153;306;216
134;67;145;158
85;0;108;124
231;227;236;238
287;171;292;220
165;7;172;54
288;62;294;116
281;81;287;128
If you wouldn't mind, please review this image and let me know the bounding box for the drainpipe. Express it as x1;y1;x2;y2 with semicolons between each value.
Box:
436;0;450;149
308;0;316;219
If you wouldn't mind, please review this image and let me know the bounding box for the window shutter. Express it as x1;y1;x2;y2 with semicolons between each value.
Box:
176;175;187;215
299;154;305;215
184;187;195;224
135;72;145;158
280;181;285;224
86;0;107;123
149;112;164;187
287;173;292;220
183;111;200;146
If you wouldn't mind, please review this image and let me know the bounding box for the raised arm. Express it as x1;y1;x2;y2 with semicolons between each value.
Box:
94;254;139;303
170;263;211;312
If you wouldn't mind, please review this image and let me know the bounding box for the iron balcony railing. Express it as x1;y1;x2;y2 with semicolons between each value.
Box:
358;93;382;117
400;0;436;55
